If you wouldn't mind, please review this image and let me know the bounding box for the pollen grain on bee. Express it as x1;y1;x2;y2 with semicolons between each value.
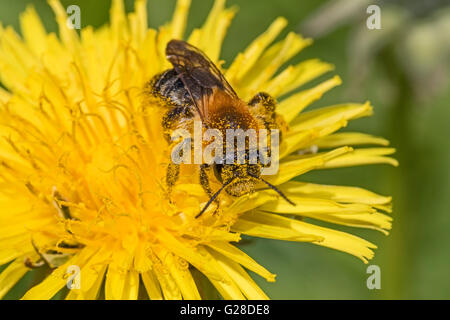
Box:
170;120;280;175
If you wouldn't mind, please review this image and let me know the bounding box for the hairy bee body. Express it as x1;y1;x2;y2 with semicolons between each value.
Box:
148;69;196;140
150;69;193;110
146;40;293;217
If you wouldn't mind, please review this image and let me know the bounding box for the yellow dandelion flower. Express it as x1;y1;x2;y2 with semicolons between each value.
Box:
0;0;397;300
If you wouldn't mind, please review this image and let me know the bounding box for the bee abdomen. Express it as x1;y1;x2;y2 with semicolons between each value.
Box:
150;69;192;107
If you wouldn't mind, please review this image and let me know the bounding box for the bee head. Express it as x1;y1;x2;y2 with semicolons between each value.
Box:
213;162;260;197
197;161;294;218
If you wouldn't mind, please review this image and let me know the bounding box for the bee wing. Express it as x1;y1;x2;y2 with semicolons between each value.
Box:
166;40;239;120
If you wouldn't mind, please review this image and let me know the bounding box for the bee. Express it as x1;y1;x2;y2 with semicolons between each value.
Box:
146;40;294;217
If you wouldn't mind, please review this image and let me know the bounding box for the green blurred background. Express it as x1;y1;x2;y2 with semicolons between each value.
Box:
1;0;449;299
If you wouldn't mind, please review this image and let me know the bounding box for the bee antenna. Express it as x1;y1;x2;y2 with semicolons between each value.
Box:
249;174;296;206
196;177;235;218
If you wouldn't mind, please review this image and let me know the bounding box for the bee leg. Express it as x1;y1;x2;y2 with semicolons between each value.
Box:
249;92;288;165
162;105;194;142
248;92;277;131
199;164;220;214
162;110;176;142
248;92;287;137
248;92;276;114
166;163;180;202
